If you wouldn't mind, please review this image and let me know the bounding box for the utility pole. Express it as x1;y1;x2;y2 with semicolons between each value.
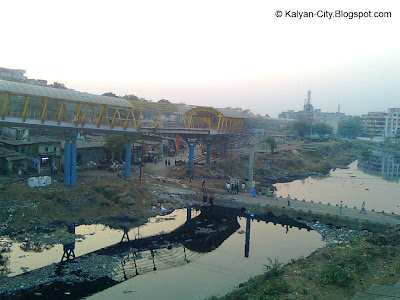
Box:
139;142;143;184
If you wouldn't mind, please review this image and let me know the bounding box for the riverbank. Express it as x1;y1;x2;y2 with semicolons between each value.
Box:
216;224;400;299
0;139;375;298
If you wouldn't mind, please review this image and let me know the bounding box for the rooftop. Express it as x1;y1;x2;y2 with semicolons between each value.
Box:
0;80;133;108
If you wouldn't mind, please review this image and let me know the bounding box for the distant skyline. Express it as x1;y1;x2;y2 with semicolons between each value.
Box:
1;0;399;117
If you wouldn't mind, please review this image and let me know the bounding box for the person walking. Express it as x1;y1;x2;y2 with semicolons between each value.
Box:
360;201;366;214
339;201;343;215
201;178;205;188
168;159;171;166
252;187;256;197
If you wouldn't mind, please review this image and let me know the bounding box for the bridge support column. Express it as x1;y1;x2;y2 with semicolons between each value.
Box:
64;138;71;186
64;131;77;186
125;138;132;179
70;134;77;187
206;143;211;164
184;138;199;171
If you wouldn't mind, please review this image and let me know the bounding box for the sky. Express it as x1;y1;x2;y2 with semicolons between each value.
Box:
1;0;399;117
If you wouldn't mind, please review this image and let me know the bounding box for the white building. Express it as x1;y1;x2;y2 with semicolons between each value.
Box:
385;108;400;138
0;67;27;82
361;108;400;139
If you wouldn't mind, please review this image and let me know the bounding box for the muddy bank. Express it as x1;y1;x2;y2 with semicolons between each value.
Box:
0;208;238;299
0;176;195;246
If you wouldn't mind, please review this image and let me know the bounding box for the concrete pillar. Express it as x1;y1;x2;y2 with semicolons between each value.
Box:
189;144;195;170
248;148;255;191
185;138;199;171
125;139;131;179
64;131;77;186
64;139;71;186
245;217;251;258
70;136;77;187
206;143;211;164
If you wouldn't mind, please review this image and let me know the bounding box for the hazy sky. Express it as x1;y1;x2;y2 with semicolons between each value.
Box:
1;0;399;117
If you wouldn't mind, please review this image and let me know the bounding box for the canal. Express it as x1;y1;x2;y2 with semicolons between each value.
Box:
275;160;400;214
3;159;396;299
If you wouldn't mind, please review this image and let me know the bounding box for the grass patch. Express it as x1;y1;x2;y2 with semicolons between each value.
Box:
317;265;353;287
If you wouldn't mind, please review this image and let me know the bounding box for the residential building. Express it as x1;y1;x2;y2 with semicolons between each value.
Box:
0;146;28;174
360;108;400;139
361;112;387;137
0;135;61;174
0;67;27;82
385;108;400;138
0;66;48;86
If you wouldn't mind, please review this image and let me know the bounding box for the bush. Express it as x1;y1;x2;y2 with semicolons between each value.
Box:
264;257;284;280
318;265;353;287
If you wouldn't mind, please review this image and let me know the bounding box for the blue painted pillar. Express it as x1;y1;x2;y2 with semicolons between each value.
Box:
64;141;71;186
70;134;77;187
185;137;199;171
189;144;195;170
125;139;132;179
206;143;211;164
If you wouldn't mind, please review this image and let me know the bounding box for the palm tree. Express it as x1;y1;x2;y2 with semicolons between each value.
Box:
262;136;277;154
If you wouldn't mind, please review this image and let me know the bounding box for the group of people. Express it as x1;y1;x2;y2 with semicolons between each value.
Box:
225;182;241;194
339;200;367;214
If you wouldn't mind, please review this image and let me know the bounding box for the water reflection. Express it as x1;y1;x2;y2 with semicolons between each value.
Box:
359;150;400;182
275;160;400;213
90;210;323;300
1;207;322;300
60;225;76;262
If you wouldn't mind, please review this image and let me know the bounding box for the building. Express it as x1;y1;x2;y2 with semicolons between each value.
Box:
0;146;28;174
361;112;387;137
61;139;106;167
385;108;400;138
0;135;61;174
278;91;350;134
0;67;27;82
0;66;48;86
360;108;400;140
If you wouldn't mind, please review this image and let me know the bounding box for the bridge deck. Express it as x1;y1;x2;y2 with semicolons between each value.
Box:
212;192;400;232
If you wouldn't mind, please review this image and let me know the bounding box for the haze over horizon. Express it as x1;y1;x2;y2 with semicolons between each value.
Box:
1;0;399;118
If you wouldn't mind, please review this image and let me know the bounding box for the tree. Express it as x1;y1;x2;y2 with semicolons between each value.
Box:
313;123;333;136
104;134;127;161
51;81;67;89
123;94;140;101
262;136;277;154
102;92;118;97
289;121;311;138
338;117;361;137
361;149;371;161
